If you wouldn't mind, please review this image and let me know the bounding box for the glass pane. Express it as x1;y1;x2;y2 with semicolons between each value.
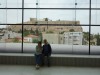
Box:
91;26;100;55
76;0;89;8
73;26;89;54
0;25;6;52
23;25;38;53
39;0;89;8
24;10;36;24
91;10;100;25
37;10;89;25
0;0;22;8
92;0;100;8
7;10;22;24
76;10;89;25
0;25;22;53
38;10;74;21
40;0;75;8
0;0;6;8
23;25;84;54
0;10;22;24
24;0;36;8
0;10;6;24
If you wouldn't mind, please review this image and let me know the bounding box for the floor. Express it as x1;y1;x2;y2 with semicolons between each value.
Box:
0;65;100;75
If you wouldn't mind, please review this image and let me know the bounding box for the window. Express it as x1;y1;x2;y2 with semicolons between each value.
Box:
0;0;100;55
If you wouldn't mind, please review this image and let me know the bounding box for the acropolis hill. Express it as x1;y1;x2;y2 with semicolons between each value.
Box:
7;18;83;33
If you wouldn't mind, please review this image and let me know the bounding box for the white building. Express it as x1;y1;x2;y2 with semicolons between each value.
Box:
2;31;22;39
24;37;33;43
64;32;83;45
43;34;60;44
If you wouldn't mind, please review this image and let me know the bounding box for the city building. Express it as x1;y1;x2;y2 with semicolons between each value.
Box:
64;32;83;45
43;33;60;44
43;32;83;45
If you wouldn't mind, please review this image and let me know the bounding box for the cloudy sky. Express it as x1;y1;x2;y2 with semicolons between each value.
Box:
0;0;100;34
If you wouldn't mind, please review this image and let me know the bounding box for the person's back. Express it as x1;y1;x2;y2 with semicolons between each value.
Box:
42;39;52;67
35;45;42;55
42;43;52;56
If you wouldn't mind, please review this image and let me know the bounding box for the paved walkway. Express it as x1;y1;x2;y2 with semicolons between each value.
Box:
0;65;100;75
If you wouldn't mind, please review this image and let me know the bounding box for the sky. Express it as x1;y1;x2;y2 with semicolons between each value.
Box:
0;0;100;34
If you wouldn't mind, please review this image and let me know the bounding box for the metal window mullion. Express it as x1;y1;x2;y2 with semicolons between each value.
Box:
89;0;91;55
22;0;24;53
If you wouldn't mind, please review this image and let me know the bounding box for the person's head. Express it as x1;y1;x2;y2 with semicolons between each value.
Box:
43;39;48;45
38;41;42;47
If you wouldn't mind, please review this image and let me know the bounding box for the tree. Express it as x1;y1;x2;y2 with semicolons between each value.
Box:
95;33;100;45
35;28;39;36
45;18;48;29
32;39;38;43
39;32;42;42
18;29;22;33
13;38;19;43
59;31;65;34
90;34;94;40
83;32;89;41
69;29;75;32
23;30;30;37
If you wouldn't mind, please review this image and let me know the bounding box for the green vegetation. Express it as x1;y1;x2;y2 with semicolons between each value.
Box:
23;29;30;36
13;38;19;43
46;31;54;33
59;31;65;34
94;33;100;45
83;32;100;45
69;29;75;32
83;32;89;41
18;29;22;33
32;39;38;43
23;28;43;43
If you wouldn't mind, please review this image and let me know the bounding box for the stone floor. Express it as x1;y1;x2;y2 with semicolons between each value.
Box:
0;65;100;75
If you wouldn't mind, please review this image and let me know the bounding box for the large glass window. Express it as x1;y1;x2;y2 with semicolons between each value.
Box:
0;0;100;55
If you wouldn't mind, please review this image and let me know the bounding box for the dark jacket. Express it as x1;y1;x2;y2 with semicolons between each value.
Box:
42;44;52;56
